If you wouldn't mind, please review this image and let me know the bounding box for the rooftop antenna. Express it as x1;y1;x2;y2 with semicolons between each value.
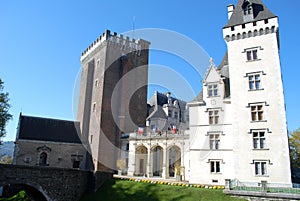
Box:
132;16;135;39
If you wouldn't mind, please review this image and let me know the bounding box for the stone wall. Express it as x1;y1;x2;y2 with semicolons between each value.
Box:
0;164;112;201
14;139;86;170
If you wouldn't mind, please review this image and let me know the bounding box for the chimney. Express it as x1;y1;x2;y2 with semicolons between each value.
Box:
227;4;235;20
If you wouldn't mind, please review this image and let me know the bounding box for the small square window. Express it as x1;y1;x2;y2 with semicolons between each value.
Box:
246;49;258;61
208;84;218;97
253;131;265;149
254;161;267;175
249;74;261;90
251;105;264;121
210;161;221;173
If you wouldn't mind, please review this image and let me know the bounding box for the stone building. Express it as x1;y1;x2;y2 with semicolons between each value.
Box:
146;91;188;132
126;0;292;187
123;91;188;178
13;114;86;169
77;30;150;171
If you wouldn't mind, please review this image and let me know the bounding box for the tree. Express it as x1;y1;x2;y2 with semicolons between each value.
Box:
289;128;300;182
0;78;13;139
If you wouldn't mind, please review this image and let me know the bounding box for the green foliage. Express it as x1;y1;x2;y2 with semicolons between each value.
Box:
290;128;300;170
0;190;29;201
0;79;13;139
80;179;246;201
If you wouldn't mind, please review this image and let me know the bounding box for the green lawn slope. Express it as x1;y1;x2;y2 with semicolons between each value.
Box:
80;179;246;201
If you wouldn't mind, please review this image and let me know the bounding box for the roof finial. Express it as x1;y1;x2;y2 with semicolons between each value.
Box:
209;57;215;67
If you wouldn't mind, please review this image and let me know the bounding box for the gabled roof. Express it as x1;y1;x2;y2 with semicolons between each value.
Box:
224;0;276;28
147;105;167;120
148;91;186;111
191;52;230;103
16;114;82;144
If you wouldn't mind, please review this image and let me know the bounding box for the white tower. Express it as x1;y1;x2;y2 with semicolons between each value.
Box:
223;0;291;185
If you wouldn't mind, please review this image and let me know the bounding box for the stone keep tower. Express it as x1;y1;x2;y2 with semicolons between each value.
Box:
223;0;291;184
77;30;150;171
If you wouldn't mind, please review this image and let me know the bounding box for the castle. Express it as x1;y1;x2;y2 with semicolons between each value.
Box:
13;0;292;187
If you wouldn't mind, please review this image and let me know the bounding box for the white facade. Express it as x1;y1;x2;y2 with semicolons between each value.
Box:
126;0;292;187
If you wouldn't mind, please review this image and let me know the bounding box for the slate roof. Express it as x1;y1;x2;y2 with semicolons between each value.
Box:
147;91;187;122
147;105;167;120
16;114;82;144
224;0;276;28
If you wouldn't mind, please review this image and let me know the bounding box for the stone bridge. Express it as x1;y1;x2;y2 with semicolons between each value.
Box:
0;164;112;201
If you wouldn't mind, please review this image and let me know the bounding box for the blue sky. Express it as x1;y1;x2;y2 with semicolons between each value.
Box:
0;0;299;141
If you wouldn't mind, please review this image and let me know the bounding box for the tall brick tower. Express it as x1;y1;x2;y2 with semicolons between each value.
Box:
77;30;150;171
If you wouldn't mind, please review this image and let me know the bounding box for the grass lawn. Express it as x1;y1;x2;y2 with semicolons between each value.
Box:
0;190;29;201
80;179;247;201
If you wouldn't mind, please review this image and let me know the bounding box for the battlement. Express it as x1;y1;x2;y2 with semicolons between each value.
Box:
80;29;150;62
223;17;278;42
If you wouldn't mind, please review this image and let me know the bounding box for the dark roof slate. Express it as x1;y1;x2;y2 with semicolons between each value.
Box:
17;115;82;144
224;0;276;28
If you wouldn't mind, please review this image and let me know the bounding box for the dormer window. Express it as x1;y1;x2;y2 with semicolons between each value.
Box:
242;0;253;22
244;4;252;15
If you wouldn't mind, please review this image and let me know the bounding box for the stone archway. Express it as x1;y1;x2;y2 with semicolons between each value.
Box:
1;183;48;201
152;146;163;177
135;146;148;176
168;146;181;178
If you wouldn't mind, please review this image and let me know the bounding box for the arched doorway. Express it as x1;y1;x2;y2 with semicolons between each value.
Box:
168;146;181;178
152;146;163;177
135;146;148;176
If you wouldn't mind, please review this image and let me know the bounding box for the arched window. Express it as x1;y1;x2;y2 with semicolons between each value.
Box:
39;152;47;166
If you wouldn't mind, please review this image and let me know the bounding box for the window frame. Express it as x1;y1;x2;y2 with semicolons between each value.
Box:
210;160;221;174
208;109;219;125
207;83;218;97
254;161;268;176
253;131;266;149
209;134;220;150
251;104;264;122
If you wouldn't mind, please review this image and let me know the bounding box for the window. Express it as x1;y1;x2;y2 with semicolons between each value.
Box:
253;131;265;149
264;19;269;24
92;103;96;112
210;161;221;173
255;161;267;176
253;22;257;26
39;152;48;166
209;110;219;125
249;74;261;90
95;79;99;87
73;160;80;168
168;110;172;117
251;105;263;121
208;84;218;97
210;134;220;150
90;135;93;144
174;111;178;119
243;5;252;15
247;49;258;61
